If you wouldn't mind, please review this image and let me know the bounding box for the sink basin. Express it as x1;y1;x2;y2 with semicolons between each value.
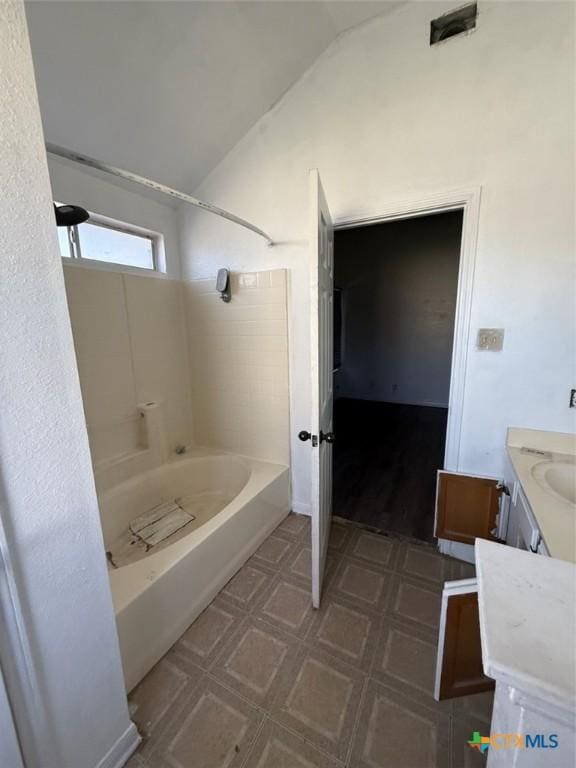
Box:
531;460;576;505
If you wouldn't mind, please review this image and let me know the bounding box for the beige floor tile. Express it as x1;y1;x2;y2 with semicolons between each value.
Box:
451;717;490;768
350;680;450;768
306;595;379;671
220;562;276;611
453;690;494;727
124;752;147;767
129;657;201;740
151;677;263;768
447;558;477;581
328;520;354;554
124;523;471;768
275;512;311;542
282;545;337;589
387;576;442;636
283;546;314;583
254;577;315;638
272;646;365;761
250;535;297;571
372;619;451;713
171;599;245;669
347;530;398;571
329;558;392;612
397;543;451;584
244;719;344;768
211;616;300;708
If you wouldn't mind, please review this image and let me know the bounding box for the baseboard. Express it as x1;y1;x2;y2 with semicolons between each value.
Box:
291;500;311;516
95;722;141;768
437;538;475;564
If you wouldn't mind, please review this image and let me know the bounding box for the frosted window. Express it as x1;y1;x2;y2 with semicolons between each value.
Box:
77;221;155;269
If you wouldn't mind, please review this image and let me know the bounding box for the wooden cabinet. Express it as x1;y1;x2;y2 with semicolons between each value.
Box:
435;466;547;555
434;579;495;700
435;470;509;545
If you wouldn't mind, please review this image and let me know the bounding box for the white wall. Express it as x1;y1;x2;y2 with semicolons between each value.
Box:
48;156;182;277
179;0;576;513
184;270;290;464
64;265;194;471
0;3;137;767
334;212;462;407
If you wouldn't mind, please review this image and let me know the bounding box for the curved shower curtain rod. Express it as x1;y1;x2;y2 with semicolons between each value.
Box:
45;143;274;246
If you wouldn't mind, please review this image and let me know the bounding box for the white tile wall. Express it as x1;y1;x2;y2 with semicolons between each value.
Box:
184;270;290;465
63;265;193;466
124;274;193;453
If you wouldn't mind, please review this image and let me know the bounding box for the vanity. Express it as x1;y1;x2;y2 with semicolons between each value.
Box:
504;428;575;560
433;428;576;765
475;540;575;767
435;427;575;563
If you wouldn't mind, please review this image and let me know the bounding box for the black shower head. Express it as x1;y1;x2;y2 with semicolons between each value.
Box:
54;203;89;227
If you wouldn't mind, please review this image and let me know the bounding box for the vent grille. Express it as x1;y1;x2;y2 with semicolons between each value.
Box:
430;3;477;45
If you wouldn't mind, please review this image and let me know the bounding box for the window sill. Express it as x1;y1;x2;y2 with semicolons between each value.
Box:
61;257;171;279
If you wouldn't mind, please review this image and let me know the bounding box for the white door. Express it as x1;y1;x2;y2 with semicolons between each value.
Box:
308;169;335;609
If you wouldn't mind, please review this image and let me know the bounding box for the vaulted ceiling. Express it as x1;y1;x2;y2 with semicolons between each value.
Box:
26;1;402;193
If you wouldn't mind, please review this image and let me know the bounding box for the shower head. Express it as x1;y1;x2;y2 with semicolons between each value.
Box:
54;203;89;227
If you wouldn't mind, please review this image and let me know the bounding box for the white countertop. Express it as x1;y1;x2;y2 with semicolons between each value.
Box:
476;539;576;713
507;427;576;564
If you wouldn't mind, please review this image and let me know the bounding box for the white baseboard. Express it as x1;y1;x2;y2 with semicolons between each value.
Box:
291;500;311;516
437;538;475;564
95;722;141;768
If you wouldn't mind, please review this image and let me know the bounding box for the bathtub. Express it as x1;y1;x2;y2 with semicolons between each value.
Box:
99;449;290;692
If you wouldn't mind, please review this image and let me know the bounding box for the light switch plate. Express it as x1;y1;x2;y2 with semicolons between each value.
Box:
477;328;504;351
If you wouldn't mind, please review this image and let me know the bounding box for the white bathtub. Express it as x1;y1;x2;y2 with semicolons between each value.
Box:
99;449;290;692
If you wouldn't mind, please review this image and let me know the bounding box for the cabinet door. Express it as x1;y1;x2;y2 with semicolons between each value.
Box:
435;471;507;545
434;579;495;700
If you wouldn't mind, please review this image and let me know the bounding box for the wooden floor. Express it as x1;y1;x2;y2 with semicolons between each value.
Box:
332;399;448;542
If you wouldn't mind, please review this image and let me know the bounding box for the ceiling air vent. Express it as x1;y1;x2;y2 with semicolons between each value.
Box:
430;3;477;45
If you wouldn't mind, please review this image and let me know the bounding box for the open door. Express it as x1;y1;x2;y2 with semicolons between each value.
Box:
435;470;509;544
307;169;335;609
434;579;495;700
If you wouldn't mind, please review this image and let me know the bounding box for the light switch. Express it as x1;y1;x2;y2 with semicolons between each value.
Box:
477;328;504;351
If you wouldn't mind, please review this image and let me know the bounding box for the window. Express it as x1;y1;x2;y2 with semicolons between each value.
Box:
57;207;159;271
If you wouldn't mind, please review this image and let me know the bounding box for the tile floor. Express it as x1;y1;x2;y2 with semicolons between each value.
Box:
126;514;492;768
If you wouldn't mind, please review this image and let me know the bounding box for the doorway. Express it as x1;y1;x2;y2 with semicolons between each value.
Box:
332;210;464;542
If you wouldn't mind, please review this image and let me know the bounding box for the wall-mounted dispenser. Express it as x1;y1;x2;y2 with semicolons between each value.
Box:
216;268;231;303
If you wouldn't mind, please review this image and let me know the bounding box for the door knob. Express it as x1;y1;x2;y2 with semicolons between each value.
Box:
320;431;335;444
298;430;311;442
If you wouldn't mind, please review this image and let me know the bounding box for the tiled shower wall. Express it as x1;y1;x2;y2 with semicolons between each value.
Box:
183;270;290;465
63;265;193;465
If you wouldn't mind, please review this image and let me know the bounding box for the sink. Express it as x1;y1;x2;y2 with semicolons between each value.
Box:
531;460;576;505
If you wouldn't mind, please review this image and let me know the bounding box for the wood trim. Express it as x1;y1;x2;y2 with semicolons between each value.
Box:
333;186;481;473
436;471;501;545
436;586;495;700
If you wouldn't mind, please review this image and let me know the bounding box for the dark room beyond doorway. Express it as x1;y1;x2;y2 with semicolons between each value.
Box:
333;210;463;542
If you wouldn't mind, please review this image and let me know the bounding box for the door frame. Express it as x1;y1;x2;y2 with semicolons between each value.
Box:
0;512;52;766
331;186;481;471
